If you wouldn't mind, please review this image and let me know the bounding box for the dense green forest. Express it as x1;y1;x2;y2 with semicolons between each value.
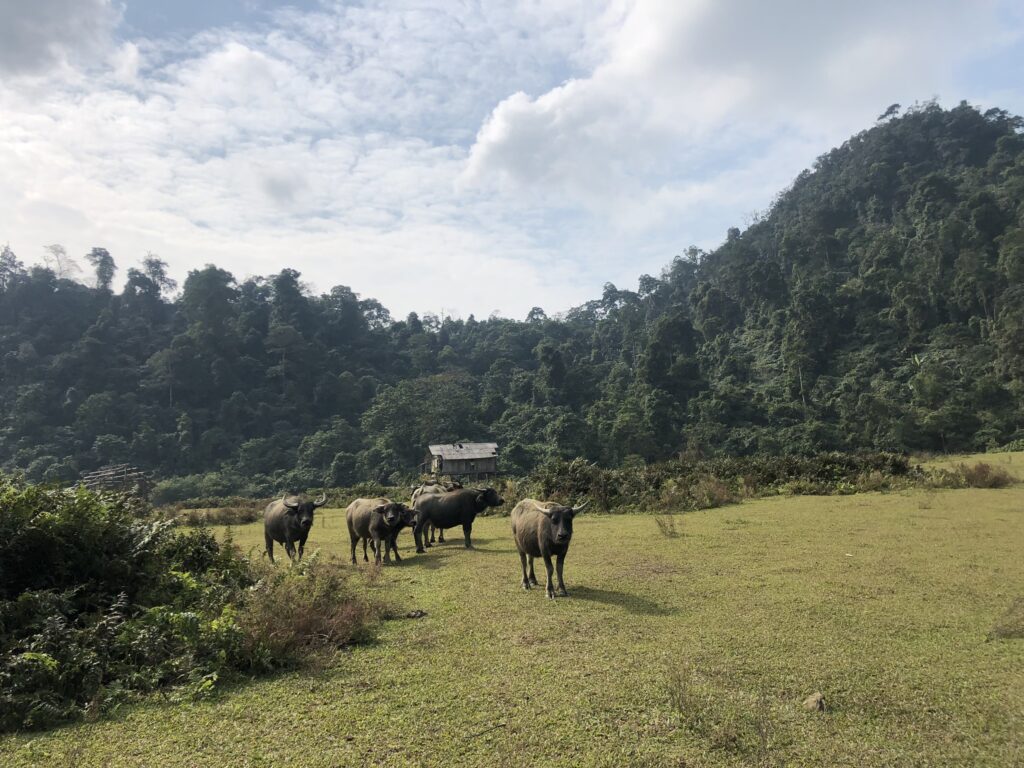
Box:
1;102;1022;497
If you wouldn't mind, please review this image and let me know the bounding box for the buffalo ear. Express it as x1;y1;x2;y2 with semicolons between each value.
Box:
539;508;553;518
372;504;388;515
476;492;486;506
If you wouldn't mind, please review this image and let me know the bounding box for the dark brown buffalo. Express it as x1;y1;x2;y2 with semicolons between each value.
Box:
412;487;504;552
410;480;463;546
372;505;419;562
510;498;588;598
263;492;327;563
346;497;411;565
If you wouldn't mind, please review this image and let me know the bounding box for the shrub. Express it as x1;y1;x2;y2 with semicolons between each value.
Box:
237;555;378;670
177;506;261;527
958;462;1015;488
0;479;377;732
653;514;681;538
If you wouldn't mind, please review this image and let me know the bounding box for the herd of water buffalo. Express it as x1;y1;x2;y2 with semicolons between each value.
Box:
263;482;589;598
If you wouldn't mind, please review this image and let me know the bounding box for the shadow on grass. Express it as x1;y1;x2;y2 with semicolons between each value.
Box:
389;552;446;570
417;535;511;555
571;585;674;616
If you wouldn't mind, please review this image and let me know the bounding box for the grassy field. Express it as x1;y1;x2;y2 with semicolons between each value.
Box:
2;484;1023;766
918;449;1022;478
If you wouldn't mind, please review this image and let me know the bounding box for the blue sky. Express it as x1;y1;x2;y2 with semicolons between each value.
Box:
1;0;1022;318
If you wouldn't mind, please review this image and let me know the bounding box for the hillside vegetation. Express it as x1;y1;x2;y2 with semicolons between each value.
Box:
1;102;1022;493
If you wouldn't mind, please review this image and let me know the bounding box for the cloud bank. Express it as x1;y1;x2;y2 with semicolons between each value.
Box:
1;0;1021;317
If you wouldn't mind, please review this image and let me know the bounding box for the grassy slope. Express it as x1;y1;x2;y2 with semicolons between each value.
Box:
3;486;1023;767
918;450;1022;478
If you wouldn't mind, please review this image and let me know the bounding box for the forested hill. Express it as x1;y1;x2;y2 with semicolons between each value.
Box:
1;102;1022;495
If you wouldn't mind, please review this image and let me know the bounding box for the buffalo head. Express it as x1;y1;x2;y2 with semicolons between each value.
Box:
283;492;327;531
541;500;589;545
474;487;505;510
372;501;410;530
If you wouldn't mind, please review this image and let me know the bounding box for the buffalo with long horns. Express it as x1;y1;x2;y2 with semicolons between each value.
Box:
510;498;589;598
263;492;327;562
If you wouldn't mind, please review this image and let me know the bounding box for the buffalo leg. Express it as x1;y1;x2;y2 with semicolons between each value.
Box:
389;534;402;562
437;528;445;543
555;552;568;596
349;531;358;564
284;540;296;561
371;534;384;564
428;524;435;544
519;551;530;590
362;538;369;562
462;523;473;549
413;521;427;554
297;535;307;561
528;556;538;585
265;534;275;564
543;553;555;599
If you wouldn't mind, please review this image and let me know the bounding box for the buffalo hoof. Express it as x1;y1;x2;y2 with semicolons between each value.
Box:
522;580;531;590
416;547;426;554
559;589;569;597
546;592;556;600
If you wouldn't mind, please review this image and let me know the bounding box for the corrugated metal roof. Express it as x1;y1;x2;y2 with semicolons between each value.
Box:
428;442;498;460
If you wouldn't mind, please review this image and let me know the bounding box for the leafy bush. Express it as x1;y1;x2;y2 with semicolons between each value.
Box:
176;506;262;527
958;462;1015;488
517;452;916;513
237;555;379;670
0;479;377;732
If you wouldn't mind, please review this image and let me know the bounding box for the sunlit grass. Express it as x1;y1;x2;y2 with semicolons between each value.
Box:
918;449;1022;479
3;484;1022;766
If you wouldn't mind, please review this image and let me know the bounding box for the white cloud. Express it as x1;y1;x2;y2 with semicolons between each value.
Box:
0;0;121;75
0;0;1021;318
464;0;1022;224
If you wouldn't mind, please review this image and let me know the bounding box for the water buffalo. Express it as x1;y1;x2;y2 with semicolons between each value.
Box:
410;480;463;546
510;498;588;598
412;487;504;553
264;492;327;563
346;498;412;565
373;505;419;562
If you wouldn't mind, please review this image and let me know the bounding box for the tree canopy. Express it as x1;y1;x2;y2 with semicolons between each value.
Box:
1;102;1022;493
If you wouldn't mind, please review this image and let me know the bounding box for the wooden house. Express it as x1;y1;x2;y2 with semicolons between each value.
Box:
425;442;498;479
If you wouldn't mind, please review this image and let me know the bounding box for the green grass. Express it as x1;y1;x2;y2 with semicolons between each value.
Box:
918;449;1022;479
3;485;1023;766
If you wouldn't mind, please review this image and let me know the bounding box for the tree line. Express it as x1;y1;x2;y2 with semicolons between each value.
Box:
1;101;1021;497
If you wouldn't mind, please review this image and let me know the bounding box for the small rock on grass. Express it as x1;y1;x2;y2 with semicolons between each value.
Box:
803;692;826;712
405;609;427;619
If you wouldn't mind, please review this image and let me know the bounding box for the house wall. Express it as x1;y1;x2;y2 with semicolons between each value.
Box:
425;454;499;477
